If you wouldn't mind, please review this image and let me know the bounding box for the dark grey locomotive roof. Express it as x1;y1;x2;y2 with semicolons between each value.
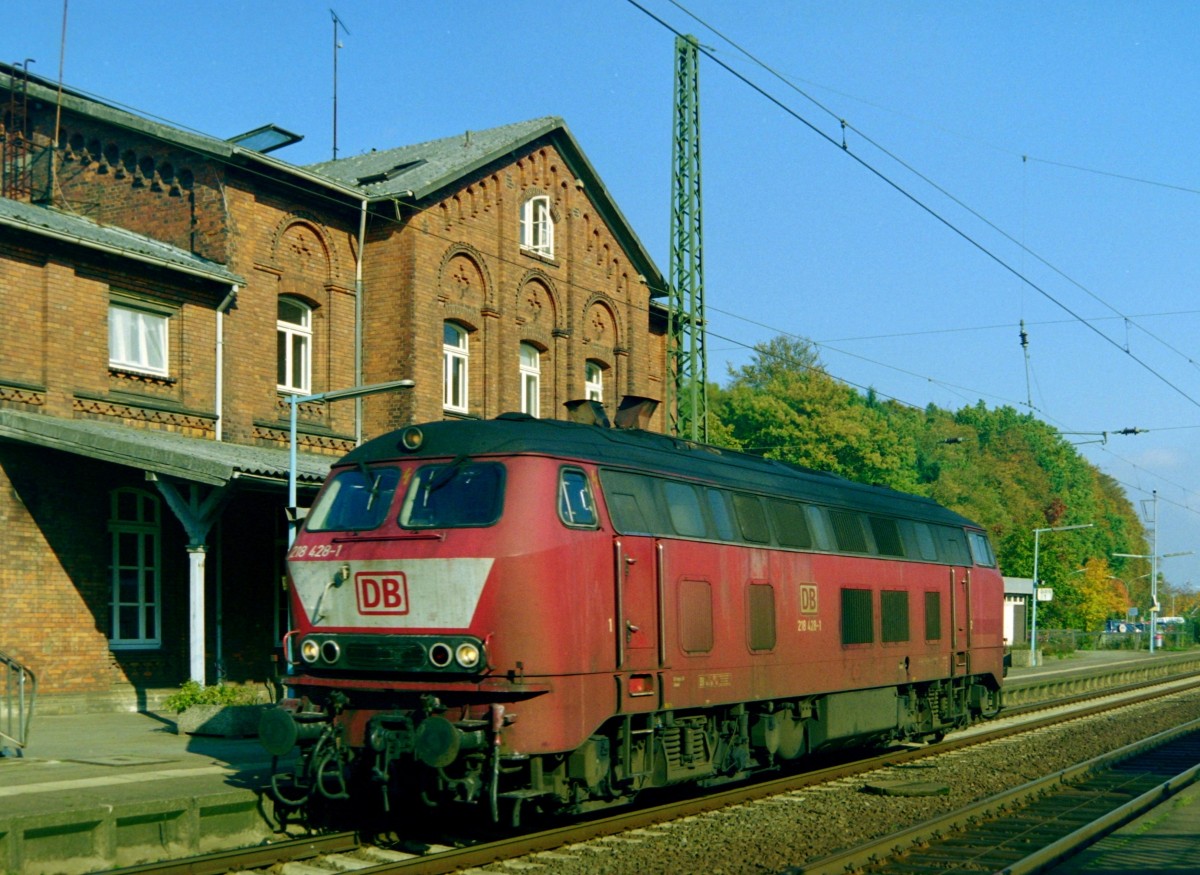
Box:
341;414;981;531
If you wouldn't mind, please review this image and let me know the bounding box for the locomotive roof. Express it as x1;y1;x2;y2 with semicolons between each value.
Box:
341;414;979;529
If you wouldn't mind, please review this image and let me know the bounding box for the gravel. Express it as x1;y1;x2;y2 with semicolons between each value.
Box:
474;687;1200;875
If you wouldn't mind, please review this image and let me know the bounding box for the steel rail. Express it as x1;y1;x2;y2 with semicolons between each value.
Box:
788;715;1200;874
98;831;359;875
317;675;1200;875
1000;758;1200;875
97;673;1200;875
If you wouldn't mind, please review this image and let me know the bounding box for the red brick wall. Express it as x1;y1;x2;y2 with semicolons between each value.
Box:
361;142;665;435
219;184;361;451
53;119;228;262
2;96;665;705
0;444;190;695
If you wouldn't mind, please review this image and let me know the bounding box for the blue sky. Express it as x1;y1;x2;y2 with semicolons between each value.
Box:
9;1;1200;598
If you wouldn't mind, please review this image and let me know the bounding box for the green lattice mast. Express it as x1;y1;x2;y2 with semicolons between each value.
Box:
668;34;707;441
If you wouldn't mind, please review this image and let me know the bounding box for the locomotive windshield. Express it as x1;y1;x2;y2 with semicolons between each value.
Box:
306;465;402;532
399;460;505;528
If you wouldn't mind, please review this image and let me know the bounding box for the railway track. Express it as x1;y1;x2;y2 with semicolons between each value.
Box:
790;718;1200;874
100;674;1200;875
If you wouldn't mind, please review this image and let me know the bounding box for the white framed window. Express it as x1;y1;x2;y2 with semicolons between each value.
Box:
277;297;312;394
585;360;604;401
520;194;554;258
109;302;169;376
109;488;162;649
443;322;469;414
520;343;541;417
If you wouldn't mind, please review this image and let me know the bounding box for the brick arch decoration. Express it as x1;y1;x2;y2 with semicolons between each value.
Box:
269;213;342;286
443;314;482;335
58;127;195;196
581;295;622;349
438;244;492;309
514;269;561;343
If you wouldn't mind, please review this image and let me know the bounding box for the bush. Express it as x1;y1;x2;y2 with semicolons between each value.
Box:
162;680;258;714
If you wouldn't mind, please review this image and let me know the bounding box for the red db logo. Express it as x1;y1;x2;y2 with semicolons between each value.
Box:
356;572;409;615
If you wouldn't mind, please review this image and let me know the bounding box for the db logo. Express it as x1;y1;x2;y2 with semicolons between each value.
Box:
356;572;409;615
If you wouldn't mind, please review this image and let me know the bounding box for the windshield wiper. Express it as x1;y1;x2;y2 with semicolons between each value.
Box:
357;461;382;509
428;453;469;493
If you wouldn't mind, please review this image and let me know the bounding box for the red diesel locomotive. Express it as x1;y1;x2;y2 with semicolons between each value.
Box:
261;410;1005;824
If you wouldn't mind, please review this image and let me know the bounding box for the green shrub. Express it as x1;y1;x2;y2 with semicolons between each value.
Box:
162;680;258;714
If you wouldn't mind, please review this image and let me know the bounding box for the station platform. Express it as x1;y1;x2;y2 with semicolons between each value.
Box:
0;710;287;874
2;648;1196;874
1006;646;1177;679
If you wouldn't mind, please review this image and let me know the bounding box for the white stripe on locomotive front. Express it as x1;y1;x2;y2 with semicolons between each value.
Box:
290;558;494;628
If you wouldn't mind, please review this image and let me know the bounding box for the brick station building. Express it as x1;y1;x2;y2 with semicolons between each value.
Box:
0;62;667;712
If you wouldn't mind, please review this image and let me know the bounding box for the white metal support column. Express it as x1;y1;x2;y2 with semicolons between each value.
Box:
186;546;207;683
151;477;231;685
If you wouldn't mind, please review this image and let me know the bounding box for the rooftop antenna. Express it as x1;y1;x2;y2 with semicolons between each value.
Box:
330;8;349;160
47;1;69;203
53;0;68;151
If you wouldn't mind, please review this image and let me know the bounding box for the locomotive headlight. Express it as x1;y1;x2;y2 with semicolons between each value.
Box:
455;642;481;669
400;426;424;451
428;642;453;668
320;640;341;664
300;639;320;663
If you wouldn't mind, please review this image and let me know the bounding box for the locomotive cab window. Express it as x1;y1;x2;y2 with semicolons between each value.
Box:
307;466;402;532
705;488;737;541
936;527;971;565
663;481;706;538
910;522;940;562
400;460;505;528
967;531;997;567
599;470;660;535
558;468;597;528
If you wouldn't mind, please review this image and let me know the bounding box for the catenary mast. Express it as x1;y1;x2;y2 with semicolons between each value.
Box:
668;34;707;440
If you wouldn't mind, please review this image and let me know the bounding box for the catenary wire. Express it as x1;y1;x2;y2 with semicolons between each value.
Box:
653;0;1200;380
16;56;1200;528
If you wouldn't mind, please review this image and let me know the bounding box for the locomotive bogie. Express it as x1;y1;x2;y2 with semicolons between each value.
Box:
264;415;1006;823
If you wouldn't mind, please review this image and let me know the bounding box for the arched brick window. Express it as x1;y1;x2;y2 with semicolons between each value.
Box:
443;322;470;414
520;343;541;417
585;360;605;402
277;296;312;394
520;194;554;258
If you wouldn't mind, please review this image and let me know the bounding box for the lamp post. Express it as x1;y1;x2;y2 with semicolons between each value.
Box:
1112;550;1193;653
287;379;415;545
1030;523;1093;666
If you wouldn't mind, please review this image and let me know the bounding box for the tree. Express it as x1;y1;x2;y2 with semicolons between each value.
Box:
708;333;1151;632
715;336;919;491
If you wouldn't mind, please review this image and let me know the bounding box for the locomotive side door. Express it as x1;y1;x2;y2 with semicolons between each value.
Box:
614;537;662;671
949;566;972;677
